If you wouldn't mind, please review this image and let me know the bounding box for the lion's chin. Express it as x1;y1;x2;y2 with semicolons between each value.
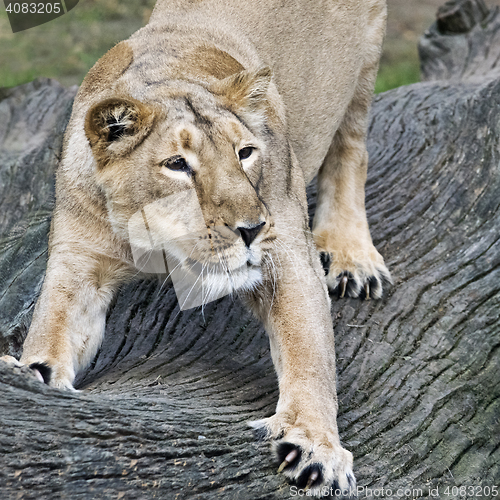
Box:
171;262;262;310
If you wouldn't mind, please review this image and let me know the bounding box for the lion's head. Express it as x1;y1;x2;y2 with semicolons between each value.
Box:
84;65;281;308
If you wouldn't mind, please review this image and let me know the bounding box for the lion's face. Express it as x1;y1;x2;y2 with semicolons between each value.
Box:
84;69;277;307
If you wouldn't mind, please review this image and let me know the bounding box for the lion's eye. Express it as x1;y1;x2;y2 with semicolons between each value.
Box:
238;147;254;161
163;156;191;173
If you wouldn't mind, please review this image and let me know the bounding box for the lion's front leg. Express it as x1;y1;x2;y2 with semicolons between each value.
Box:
13;245;130;390
243;233;355;493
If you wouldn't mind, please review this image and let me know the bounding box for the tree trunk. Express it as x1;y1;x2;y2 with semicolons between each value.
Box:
1;2;499;498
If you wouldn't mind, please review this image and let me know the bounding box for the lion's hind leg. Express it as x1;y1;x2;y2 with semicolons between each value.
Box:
312;17;391;300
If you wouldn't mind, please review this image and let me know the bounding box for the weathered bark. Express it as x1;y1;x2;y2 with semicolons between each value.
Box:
1;1;500;498
419;0;500;82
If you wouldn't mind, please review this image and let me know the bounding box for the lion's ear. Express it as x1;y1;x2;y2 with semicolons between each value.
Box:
211;66;272;112
85;97;156;165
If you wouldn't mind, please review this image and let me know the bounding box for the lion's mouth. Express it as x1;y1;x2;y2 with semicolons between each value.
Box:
170;257;262;310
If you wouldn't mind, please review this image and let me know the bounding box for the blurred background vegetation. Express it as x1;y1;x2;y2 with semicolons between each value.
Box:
0;0;498;93
0;0;156;88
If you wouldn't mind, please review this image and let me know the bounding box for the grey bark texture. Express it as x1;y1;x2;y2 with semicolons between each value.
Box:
419;0;500;82
1;1;500;498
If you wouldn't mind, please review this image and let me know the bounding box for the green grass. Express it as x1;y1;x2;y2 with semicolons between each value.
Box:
374;35;422;93
0;68;38;89
375;60;421;93
0;0;156;88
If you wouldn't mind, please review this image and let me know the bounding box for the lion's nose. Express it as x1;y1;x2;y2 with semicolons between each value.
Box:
237;222;266;248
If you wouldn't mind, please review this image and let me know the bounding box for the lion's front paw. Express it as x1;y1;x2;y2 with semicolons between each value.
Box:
0;355;47;384
248;417;356;495
1;355;76;390
274;440;355;494
319;249;391;300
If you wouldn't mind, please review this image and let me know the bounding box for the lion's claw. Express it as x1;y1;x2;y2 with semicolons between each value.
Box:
277;447;300;473
31;367;45;383
331;269;391;300
339;274;348;298
28;362;52;384
305;474;317;491
301;464;322;490
276;442;302;472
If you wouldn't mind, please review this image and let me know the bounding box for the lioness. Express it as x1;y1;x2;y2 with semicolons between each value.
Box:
2;0;390;492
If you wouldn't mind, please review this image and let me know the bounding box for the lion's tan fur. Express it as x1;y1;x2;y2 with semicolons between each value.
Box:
2;0;389;492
